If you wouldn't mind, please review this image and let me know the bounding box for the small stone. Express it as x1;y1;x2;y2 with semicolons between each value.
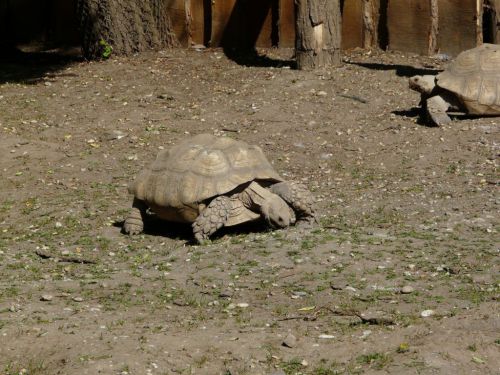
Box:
420;309;434;318
236;303;249;308
344;286;357;292
219;290;233;298
282;333;297;348
318;334;335;339
316;90;327;97
401;285;415;294
72;297;84;302
40;294;53;301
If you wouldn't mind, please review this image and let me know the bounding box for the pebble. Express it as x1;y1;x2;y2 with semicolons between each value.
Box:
318;334;335;339
219;290;233;298
40;294;53;301
401;285;415;294
420;309;434;318
282;333;297;348
72;297;84;302
344;286;357;292
316;90;327;96
236;303;249;308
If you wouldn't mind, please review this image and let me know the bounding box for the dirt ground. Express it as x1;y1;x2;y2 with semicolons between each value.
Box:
0;47;498;375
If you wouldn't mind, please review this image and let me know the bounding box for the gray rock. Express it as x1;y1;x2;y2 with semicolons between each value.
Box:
282;333;297;348
401;285;415;294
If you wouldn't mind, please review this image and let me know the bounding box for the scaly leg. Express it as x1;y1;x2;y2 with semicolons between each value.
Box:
426;95;452;126
270;181;316;224
192;196;231;244
123;197;147;235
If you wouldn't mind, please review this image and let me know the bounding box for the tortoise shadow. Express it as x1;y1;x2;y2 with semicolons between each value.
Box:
346;61;442;77
114;217;273;245
392;107;474;127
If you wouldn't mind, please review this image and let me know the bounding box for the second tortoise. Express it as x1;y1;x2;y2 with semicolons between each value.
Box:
409;43;500;126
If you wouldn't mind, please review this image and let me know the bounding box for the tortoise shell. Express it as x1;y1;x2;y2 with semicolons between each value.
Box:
436;43;500;114
129;134;283;209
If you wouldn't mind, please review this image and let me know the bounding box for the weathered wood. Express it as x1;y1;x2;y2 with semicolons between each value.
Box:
495;0;500;43
295;0;342;69
437;0;477;56
476;0;483;45
387;0;431;55
279;0;296;47
212;0;274;49
165;0;189;46
428;0;438;55
342;0;363;49
363;0;379;48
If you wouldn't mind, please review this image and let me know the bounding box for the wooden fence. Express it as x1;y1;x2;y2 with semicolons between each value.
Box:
169;0;500;56
1;0;499;56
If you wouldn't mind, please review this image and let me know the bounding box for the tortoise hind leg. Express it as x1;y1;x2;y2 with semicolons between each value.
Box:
270;181;316;225
124;197;147;235
192;196;231;244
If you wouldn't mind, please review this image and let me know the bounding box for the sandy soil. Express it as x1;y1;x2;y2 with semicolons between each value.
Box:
0;47;498;375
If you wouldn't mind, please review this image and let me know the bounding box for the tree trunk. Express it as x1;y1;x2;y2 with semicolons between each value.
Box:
77;0;178;60
295;0;341;70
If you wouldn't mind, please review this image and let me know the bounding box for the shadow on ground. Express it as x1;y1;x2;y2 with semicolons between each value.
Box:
115;217;273;245
347;61;442;77
0;47;83;84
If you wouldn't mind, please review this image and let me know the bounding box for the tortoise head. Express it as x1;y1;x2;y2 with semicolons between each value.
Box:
409;75;436;95
261;196;296;228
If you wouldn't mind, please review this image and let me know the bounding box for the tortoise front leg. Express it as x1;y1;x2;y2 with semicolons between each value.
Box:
270;181;316;224
124;197;147;235
426;95;452;126
192;196;231;244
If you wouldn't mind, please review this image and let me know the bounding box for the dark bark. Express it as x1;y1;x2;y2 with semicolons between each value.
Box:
77;0;178;60
295;0;342;70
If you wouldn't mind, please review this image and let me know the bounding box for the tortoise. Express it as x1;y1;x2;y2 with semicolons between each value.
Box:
409;43;500;126
123;134;316;243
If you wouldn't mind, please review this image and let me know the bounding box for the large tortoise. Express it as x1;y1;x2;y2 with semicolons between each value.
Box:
409;43;500;126
123;134;316;243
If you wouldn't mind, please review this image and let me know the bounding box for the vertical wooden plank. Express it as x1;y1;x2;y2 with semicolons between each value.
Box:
279;0;295;47
342;0;364;49
165;0;188;46
363;0;379;49
212;0;273;48
438;0;477;56
476;0;483;45
211;0;237;47
189;0;205;45
428;0;439;55
387;0;431;55
252;0;274;47
496;0;500;43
